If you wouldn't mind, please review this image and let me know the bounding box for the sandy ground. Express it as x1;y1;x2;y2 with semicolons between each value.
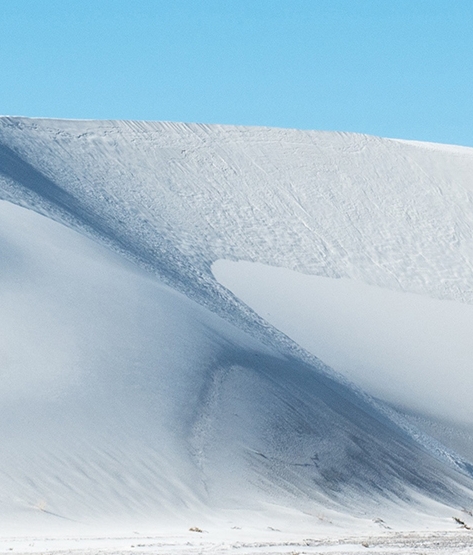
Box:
1;531;473;555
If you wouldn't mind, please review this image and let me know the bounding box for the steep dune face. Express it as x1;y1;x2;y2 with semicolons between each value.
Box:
1;118;473;533
1;118;473;305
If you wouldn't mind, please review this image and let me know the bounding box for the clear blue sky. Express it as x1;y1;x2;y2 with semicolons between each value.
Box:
1;0;472;146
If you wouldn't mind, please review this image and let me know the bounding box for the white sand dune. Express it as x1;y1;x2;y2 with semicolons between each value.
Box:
1;118;473;539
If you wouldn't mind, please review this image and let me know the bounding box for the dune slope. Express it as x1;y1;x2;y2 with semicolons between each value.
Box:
1;118;473;534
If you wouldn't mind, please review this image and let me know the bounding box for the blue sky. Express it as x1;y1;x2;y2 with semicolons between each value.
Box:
1;1;472;146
